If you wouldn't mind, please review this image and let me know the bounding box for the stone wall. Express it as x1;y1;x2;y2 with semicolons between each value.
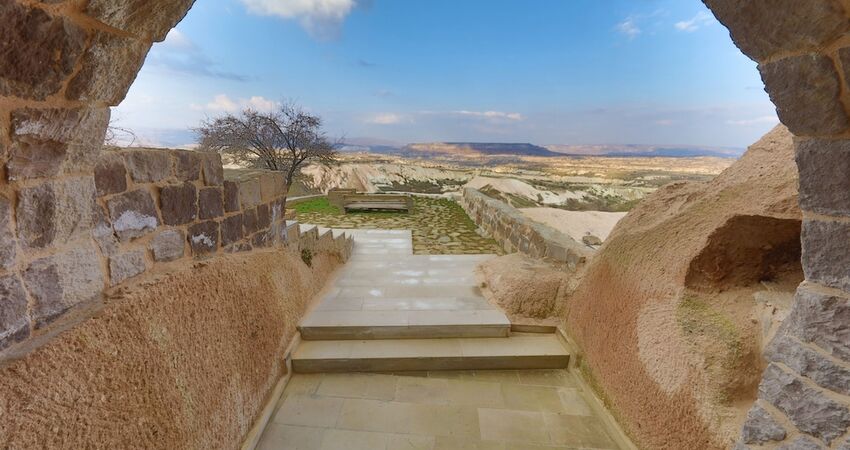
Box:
703;1;850;448
1;146;353;362
461;188;591;268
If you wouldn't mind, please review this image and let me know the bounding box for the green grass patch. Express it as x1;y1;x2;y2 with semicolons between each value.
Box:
293;197;341;215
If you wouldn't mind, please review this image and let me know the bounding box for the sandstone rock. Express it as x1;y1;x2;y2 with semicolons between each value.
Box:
94;153;128;196
802;220;850;292
17;178;97;249
149;229;185;262
582;234;603;246
759;363;850;444
768;335;850;396
0;275;29;350
221;214;244;247
23;246;104;328
705;0;849;61
84;0;195;42
224;180;240;212
257;204;271;229
199;188;223;220
10;107;109;173
478;253;567;319
173;151;201;181
778;436;826;450
0;196;16;269
759;55;849;136
782;285;850;362
201;153;224;186
188;221;219;256
243;208;259;235
124;150;170;183
65;31;152;105
6;138;66;180
0;2;87;100
159;182;197;225
741;404;787;444
106;189;159;241
239;179;261;208
109;250;146;285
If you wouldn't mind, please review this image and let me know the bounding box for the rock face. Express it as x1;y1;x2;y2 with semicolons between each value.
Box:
477;253;573;321
565;126;802;449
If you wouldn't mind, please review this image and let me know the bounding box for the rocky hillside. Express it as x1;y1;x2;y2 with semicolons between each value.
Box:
563;125;800;449
404;142;560;157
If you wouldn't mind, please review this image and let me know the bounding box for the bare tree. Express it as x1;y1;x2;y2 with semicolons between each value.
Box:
195;101;338;197
104;117;138;147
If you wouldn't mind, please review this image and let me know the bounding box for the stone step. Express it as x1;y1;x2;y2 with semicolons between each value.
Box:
298;310;511;340
292;335;570;373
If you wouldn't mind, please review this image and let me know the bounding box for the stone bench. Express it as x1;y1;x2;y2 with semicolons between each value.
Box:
342;194;413;213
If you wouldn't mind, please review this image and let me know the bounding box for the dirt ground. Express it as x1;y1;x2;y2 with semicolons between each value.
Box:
0;249;341;449
519;208;626;243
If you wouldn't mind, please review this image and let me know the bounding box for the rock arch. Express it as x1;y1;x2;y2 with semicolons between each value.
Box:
1;0;849;448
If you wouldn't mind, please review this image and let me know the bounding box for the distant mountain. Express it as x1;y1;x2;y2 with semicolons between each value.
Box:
544;144;743;158
404;142;561;157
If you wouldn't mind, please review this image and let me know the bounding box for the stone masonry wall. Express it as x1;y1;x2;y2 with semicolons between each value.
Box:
704;1;850;448
1;146;354;363
461;188;592;268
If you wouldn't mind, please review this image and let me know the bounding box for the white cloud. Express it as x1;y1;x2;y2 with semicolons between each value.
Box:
160;29;196;51
367;113;408;125
452;110;524;121
192;94;281;113
675;11;715;32
726;115;779;126
239;0;357;40
616;17;641;39
655;119;674;126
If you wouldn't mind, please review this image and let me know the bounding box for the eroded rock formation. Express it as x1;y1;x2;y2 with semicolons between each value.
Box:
565;126;802;449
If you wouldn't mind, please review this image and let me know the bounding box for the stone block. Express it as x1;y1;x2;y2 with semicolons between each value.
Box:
220;214;243;247
201;153;223;186
801;219;850;292
149;229;184;262
759;363;850;444
10;107;109;173
252;230;271;248
705;0;849;61
6;138;66;180
173;150;201;181
778;436;826;450
159;182;197;226
109;250;146;285
124;150;171;183
91;205;119;257
759;54;849;136
65;31;152;105
188;221;219;256
23;246;104;328
741;403;787;444
94;153;128;196
243;208;259;235
85;0;195;42
199;188;224;220
0;196;16;270
767;335;850;396
17;178;98;249
796;138;850;216
106;188;159;241
0;2;87;100
783;285;850;362
239;178;262;207
257;203;271;229
0;274;30;350
223;180;240;212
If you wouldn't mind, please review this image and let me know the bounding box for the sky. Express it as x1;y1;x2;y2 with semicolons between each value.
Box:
113;0;779;149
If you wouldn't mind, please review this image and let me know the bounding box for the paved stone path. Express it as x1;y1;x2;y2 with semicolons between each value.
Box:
257;370;620;449
257;228;621;449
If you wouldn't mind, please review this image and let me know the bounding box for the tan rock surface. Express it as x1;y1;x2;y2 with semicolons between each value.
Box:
519;208;626;243
0;249;340;449
564;125;802;449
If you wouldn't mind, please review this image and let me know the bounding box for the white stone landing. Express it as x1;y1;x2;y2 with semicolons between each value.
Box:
292;228;570;373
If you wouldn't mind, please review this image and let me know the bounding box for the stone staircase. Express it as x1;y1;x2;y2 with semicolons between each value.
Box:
291;228;570;373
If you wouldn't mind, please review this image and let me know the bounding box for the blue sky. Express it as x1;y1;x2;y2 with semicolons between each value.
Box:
114;0;779;149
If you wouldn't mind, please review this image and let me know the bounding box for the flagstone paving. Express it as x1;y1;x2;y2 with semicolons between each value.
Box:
257;370;620;450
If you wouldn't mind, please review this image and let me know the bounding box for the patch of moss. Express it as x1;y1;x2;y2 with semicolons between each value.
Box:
676;293;744;389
